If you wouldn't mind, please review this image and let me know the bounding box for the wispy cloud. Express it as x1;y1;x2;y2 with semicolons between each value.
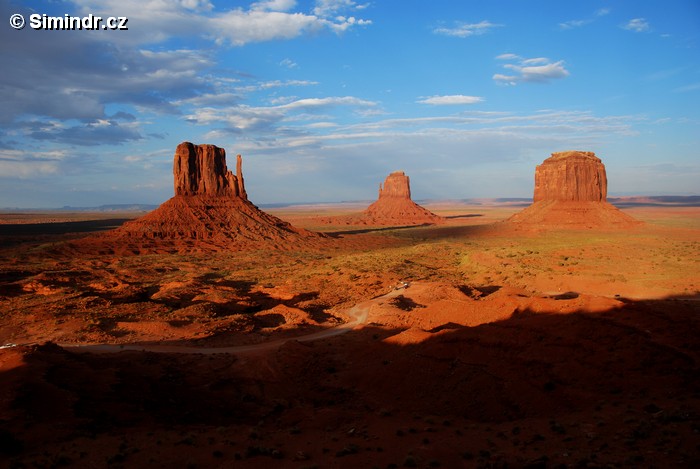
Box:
279;58;298;69
559;19;590;30
494;55;570;85
313;0;368;17
185;95;378;133
251;0;297;12
675;82;700;93
433;20;502;38
417;95;484;105
622;18;650;32
559;7;611;30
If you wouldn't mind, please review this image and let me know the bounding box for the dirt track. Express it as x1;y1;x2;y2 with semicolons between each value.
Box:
58;286;407;355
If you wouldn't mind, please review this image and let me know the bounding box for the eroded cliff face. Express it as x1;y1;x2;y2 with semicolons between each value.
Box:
508;151;639;230
378;171;412;200
362;171;443;225
173;142;247;199
533;151;607;202
73;142;324;253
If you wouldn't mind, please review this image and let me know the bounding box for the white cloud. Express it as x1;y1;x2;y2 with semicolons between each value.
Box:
251;0;297;12
185;95;378;132
178;0;213;11
433;20;501;38
623;18;650;32
276;96;377;111
559;19;589;30
70;0;371;47
559;8;611;30
280;58;298;69
313;0;365;17
496;53;520;61
0;149;68;179
494;55;570;85
211;10;325;46
417;95;484;105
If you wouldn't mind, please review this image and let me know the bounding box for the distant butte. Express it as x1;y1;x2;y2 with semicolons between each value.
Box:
74;142;324;253
508;151;641;229
319;171;443;226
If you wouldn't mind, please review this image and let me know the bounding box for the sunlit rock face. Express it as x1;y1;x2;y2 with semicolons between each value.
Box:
533;151;607;203
362;171;443;225
507;150;640;230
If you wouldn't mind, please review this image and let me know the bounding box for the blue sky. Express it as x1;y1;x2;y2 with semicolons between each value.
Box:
1;0;698;207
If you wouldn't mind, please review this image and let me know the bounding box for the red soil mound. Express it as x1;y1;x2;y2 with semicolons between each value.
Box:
508;200;641;229
65;142;324;253
319;171;443;226
508;151;641;229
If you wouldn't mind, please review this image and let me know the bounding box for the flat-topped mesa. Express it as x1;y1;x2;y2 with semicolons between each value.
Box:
378;171;411;200
506;150;640;230
173;142;247;199
534;151;607;202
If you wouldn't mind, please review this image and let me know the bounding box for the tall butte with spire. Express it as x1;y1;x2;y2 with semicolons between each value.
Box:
83;142;323;253
508;151;640;229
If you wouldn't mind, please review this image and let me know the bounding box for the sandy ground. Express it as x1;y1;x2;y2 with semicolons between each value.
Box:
0;202;699;468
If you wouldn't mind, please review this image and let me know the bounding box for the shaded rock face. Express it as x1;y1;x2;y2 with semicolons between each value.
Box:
76;141;323;253
174;142;247;199
533;151;607;202
378;171;411;200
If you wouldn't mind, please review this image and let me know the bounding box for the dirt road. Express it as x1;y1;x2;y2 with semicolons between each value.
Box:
58;285;408;355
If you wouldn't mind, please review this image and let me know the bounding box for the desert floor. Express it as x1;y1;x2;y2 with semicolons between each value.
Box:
1;202;699;468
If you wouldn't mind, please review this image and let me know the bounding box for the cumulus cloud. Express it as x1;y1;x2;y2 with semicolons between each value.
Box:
313;0;368;17
417;95;484;105
494;55;570;85
0;0;372;152
433;20;501;38
69;0;371;47
623;18;650;32
251;0;297;12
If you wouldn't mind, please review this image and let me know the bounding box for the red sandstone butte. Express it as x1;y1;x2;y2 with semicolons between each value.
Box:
508;151;640;229
79;142;323;253
534;151;607;202
363;171;443;224
173;142;246;198
329;171;443;226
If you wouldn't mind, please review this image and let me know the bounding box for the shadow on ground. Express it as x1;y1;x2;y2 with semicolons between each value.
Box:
1;293;698;467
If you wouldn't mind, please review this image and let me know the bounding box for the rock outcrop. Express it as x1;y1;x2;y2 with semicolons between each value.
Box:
318;171;443;226
75;142;324;253
533;151;607;202
172;142;248;198
508;151;640;230
377;171;412;200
